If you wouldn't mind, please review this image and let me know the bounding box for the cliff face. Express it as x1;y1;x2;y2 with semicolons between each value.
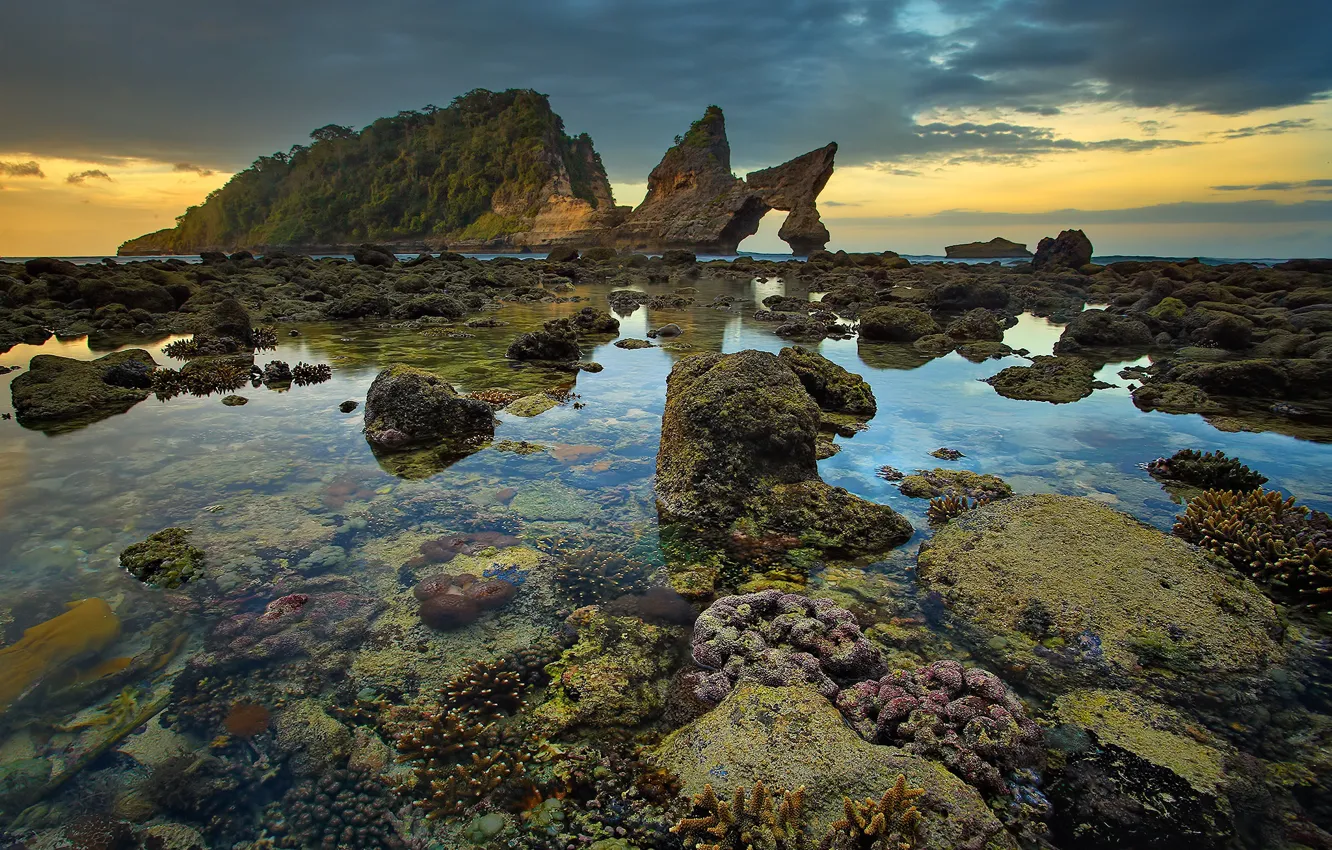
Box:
611;107;837;255
119;89;623;256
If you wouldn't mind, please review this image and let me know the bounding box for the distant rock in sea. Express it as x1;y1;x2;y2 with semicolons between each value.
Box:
944;237;1033;259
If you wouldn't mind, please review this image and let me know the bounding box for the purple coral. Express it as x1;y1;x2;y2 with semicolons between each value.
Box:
689;590;885;704
835;660;1044;796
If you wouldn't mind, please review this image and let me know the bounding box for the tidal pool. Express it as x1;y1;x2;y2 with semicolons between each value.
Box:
0;274;1329;847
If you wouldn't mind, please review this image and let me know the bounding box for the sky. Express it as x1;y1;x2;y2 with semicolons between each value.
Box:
0;0;1329;258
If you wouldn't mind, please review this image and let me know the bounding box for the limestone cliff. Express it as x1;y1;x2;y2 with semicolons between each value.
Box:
612;106;837;255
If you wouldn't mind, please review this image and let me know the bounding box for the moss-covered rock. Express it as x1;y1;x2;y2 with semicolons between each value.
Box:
506;317;582;361
362;364;495;450
120;527;205;589
858;306;942;342
917;495;1284;698
651;683;1016;849
945;308;1005;341
777;345;876;415
898;469;1013;501
533;606;681;733
11;349;157;428
656;350;910;554
984;355;1098;404
504;393;560;417
1054;309;1152;352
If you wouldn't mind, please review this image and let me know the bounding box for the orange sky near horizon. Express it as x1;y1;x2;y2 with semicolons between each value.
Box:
1;101;1328;259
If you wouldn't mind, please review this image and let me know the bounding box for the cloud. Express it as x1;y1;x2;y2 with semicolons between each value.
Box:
0;160;44;178
173;162;215;176
831;200;1332;226
0;0;1326;179
822;200;861;207
67;169;112;184
1212;179;1332;192
879;119;1200;167
1215;118;1318;139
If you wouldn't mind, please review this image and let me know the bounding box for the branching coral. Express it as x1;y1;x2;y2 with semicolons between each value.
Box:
688;590;885;705
1146;449;1267;492
1174;488;1332;612
821;775;924;850
926;495;991;526
151;362;253;399
670;781;810;850
291;362;332;385
835;660;1044;796
539;534;652;605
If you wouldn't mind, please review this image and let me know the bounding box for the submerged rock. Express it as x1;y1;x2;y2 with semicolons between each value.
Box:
362;364;495;450
985;355;1099;403
656;349;910;554
120;527;205;588
652;683;1017;849
11;349;157;428
917;495;1285;698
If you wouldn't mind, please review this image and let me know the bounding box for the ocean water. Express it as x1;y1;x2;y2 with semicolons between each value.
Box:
0;274;1329;846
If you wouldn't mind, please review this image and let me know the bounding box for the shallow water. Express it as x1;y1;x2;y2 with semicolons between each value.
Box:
1;274;1330;844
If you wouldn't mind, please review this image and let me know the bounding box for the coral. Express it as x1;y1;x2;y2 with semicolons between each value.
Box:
1173;488;1332;613
688;590;885;705
407;531;522;567
291;362;332;385
671;781;810;850
834;660;1044;796
151;360;253;399
466;387;527;409
264;762;407;849
926;495;990;526
442;659;529;720
540;535;652;605
535;606;681;732
412;572;518;630
821;775;924;850
223;702;271;738
62;813;137;850
120;527;205;588
1145;449;1267;492
898;469;1011;502
259;594;309;623
0;598;121;714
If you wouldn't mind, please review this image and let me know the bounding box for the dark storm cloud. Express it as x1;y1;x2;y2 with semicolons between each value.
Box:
0;0;1326;180
1212;179;1332;192
0;160;44;178
67;169;112;184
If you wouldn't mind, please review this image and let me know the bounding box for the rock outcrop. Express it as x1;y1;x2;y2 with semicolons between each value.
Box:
612;107;837;255
362;365;495;450
1033;229;1094;270
11;349;158;430
656;349;911;554
944;237;1033;259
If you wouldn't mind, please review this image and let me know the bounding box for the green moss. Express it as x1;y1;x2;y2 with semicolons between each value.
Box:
984;355;1098;404
120;527;205;589
1148;297;1187;322
898;469;1013;501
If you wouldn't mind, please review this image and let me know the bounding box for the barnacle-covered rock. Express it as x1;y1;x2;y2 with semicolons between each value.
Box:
835;660;1044;796
1174;488;1331;613
687;590;885;705
652;683;1016;849
917;495;1285;698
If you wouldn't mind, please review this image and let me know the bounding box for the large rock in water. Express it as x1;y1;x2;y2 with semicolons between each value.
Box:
11;349;157;428
916;495;1284;699
984;355;1098;403
1033;229;1094;271
1054;309;1153;352
777;345;876;415
652;683;1016;850
362;365;495;450
945;237;1033;259
612;106;837;255
656;350;911;553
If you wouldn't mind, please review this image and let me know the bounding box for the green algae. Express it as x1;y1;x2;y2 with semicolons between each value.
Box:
119;528;205;589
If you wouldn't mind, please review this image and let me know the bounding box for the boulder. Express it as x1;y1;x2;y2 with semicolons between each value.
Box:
11;349;157;427
777;345;876;415
1033;229;1094;271
506;318;582;361
1054;310;1152;352
545;246;579;262
352;243;396;268
656;349;910;553
362;365;495;450
984;355;1099;403
201;297;253;345
566;306;620;334
917;495;1284;698
24;257;81;277
858;306;942;342
944;308;1005;341
898;469;1013;501
652;683;1016;850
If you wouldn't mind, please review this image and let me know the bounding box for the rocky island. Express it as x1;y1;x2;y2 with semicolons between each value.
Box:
944;237;1034;259
119;92;837;257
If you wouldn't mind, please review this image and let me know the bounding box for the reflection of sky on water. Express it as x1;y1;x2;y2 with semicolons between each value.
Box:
3;276;1331;604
